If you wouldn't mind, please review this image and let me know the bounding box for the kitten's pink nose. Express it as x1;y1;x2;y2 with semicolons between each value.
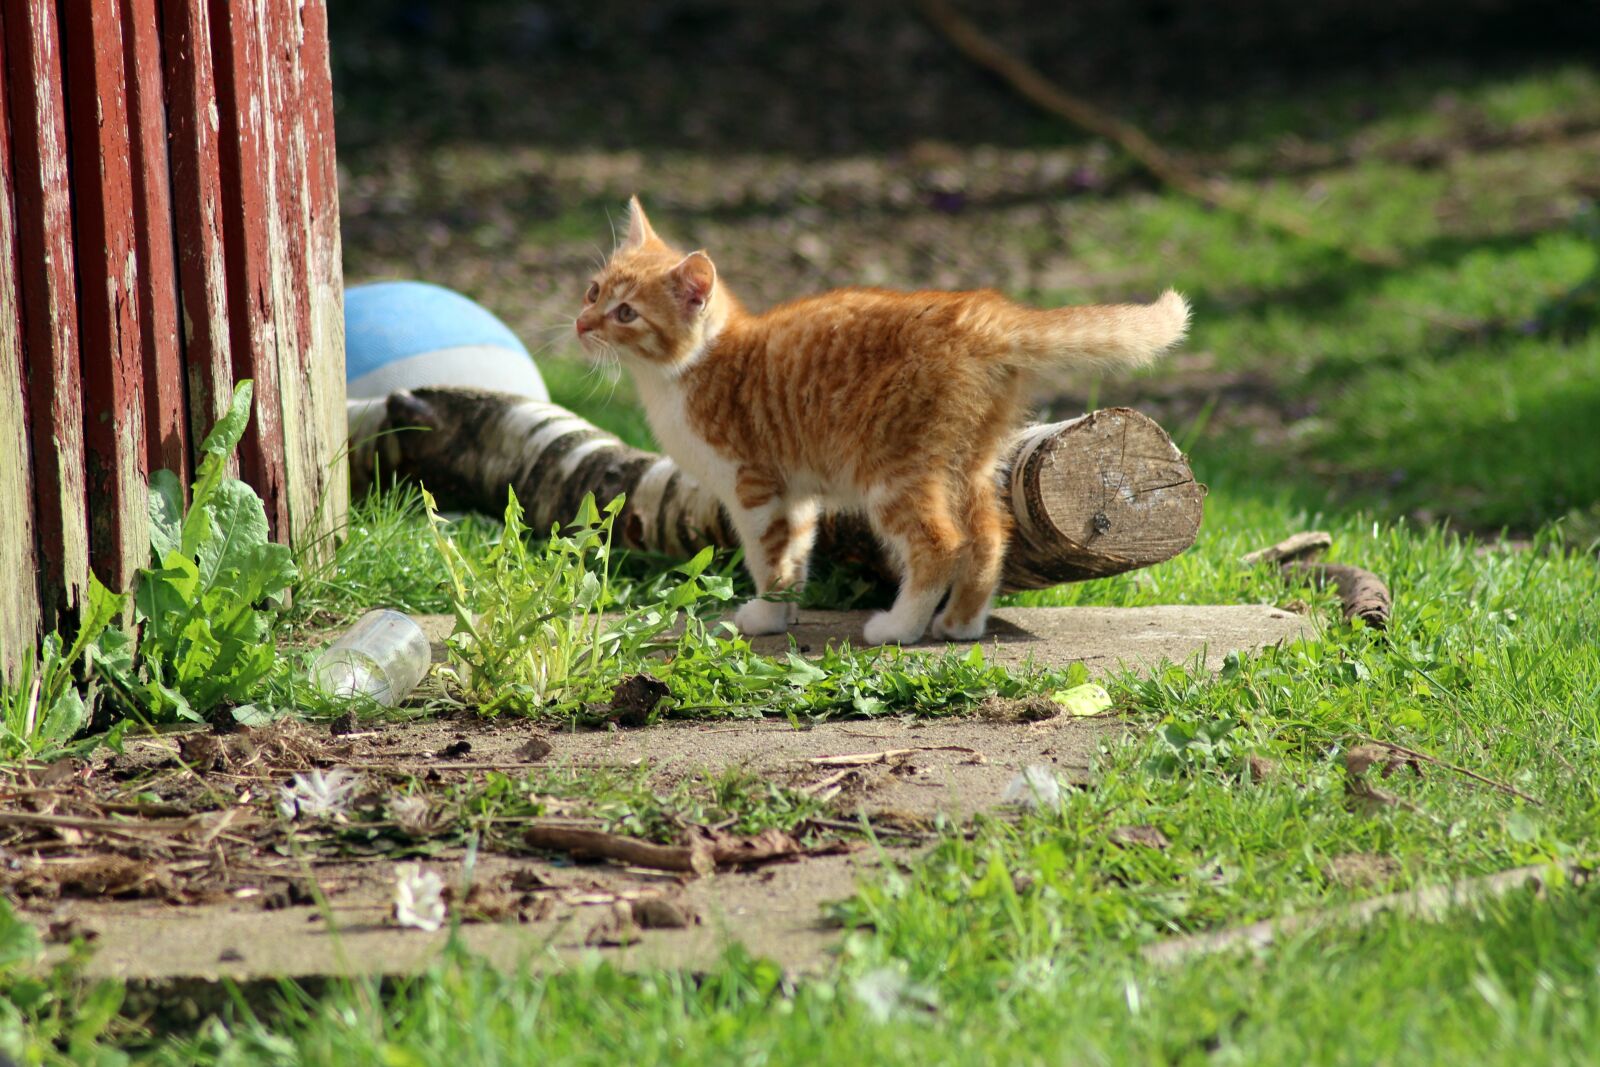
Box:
575;318;595;336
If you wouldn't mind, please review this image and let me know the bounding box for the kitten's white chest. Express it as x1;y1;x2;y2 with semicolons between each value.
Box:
634;373;737;497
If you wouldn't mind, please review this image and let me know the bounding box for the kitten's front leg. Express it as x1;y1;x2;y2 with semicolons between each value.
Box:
728;497;819;637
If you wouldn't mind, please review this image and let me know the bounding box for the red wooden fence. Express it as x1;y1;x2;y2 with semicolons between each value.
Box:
0;0;347;673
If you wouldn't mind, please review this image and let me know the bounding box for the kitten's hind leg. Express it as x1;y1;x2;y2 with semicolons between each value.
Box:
862;480;963;646
932;477;1009;641
729;495;819;637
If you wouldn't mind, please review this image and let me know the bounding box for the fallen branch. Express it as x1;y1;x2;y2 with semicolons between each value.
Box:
1240;531;1333;566
801;746;979;767
524;824;713;875
352;388;1206;592
915;0;1399;268
522;822;844;876
1284;561;1392;629
1143;862;1591;967
1243;531;1392;629
0;810;211;836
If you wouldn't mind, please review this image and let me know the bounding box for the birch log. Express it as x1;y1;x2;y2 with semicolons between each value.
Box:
350;387;1205;592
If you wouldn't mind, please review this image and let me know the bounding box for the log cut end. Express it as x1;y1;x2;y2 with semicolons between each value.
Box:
1004;407;1205;589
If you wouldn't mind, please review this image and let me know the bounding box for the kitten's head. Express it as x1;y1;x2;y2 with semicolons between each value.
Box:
576;197;723;374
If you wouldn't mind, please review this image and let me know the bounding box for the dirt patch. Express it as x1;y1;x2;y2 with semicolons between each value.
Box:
9;605;1311;983
18;714;1107;983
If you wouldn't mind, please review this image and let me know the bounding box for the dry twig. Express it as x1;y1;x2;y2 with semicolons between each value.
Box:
915;0;1399;267
1358;736;1542;807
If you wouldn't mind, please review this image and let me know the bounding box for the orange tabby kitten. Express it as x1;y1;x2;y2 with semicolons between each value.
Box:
576;198;1189;645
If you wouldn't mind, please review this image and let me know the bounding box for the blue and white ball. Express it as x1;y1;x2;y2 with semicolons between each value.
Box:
344;280;548;401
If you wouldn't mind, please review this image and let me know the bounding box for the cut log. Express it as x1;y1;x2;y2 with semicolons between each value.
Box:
349;387;1206;592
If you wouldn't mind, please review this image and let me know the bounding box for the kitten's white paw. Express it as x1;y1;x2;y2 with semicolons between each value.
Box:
930;610;987;642
863;610;929;646
734;598;791;636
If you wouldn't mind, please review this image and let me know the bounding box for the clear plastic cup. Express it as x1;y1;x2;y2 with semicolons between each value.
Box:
314;609;431;705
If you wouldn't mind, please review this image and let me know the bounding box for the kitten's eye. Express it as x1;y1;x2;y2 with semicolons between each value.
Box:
615;303;637;323
584;281;599;304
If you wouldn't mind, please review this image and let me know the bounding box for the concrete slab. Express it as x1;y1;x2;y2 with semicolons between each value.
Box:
417;603;1317;678
746;604;1317;674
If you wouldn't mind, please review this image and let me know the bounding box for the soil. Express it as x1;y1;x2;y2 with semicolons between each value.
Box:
4;605;1311;984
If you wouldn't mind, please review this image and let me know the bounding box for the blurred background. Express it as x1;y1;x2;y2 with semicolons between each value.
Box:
328;0;1600;538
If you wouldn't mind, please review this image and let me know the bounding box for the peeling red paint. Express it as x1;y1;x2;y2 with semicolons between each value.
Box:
122;0;188;486
64;0;150;593
162;0;235;462
5;0;90;627
209;0;290;541
1;0;345;667
0;9;45;668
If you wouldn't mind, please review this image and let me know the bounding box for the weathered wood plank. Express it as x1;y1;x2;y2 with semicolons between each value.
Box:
300;0;349;559
0;12;44;675
62;0;151;593
121;0;189;484
260;0;316;561
161;0;235;470
4;0;89;625
209;0;290;539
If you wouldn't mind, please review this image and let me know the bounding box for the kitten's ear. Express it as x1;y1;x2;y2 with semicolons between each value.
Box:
670;251;716;317
623;195;658;250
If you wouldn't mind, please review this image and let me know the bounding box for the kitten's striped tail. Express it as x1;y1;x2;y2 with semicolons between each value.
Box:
1005;289;1190;373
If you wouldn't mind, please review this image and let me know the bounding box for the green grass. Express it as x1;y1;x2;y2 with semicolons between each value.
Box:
101;877;1600;1065
6;57;1600;1067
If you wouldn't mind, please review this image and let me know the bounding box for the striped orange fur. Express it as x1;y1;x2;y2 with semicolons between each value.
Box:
576;197;1189;644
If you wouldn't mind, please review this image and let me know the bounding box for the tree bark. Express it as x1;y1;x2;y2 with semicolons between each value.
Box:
349;387;1205;592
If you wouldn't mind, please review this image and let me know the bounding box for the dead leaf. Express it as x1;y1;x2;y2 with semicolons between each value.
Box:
44;918;98;944
178;734;230;774
1247;756;1279;783
603;674;671;727
1050;683;1113;717
1345;744;1422;780
515;735;554;761
1109;825;1171;850
1322;853;1401;888
507;868;554;892
30;758;83;790
1344;777;1423;816
259;879;316;911
699;826;807;868
585;901;641;946
630;895;699;929
447;880;525;923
